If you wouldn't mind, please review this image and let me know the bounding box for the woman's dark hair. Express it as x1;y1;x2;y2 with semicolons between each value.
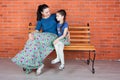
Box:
37;4;49;21
57;9;67;32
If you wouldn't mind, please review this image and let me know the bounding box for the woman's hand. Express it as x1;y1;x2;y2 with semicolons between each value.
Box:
29;33;34;40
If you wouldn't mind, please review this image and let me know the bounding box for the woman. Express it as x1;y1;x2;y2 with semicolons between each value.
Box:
12;4;58;75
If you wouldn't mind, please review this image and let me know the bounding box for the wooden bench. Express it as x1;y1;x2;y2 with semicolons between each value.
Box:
28;22;96;74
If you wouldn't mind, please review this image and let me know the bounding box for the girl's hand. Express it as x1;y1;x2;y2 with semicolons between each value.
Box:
53;39;59;45
67;31;71;42
29;33;34;40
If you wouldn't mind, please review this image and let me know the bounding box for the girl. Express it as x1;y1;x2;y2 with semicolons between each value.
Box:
51;10;70;70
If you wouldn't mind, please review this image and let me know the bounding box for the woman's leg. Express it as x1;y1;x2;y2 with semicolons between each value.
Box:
25;69;32;74
36;63;44;75
12;32;57;74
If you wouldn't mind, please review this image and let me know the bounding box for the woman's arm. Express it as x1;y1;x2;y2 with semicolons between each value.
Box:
53;28;68;44
28;21;42;40
35;21;42;31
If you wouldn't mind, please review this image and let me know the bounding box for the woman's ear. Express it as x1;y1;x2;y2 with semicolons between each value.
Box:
41;11;44;15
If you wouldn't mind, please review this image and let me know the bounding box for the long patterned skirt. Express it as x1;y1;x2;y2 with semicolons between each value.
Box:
12;32;57;70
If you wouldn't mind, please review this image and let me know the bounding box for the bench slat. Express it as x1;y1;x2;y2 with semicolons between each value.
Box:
69;43;92;45
65;45;94;47
69;26;90;29
71;39;90;42
29;30;34;33
64;46;95;50
70;35;90;38
70;31;90;33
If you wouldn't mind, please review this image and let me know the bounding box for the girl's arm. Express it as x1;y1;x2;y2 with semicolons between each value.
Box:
67;31;71;42
53;28;68;44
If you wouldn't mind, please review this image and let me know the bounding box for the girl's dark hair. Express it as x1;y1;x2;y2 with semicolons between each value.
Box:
37;4;49;21
57;9;67;32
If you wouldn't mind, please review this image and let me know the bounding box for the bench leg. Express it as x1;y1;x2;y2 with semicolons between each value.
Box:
87;50;96;74
91;50;96;74
87;50;90;65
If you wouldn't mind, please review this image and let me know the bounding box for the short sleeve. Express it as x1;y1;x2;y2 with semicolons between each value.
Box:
35;21;42;31
63;22;68;28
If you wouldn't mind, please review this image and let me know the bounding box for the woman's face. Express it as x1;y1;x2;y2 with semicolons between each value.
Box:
56;13;64;21
41;8;50;18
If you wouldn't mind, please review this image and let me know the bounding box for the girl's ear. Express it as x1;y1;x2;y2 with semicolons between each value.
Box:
62;16;64;19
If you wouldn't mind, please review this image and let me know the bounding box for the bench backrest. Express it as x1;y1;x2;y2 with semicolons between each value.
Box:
28;23;90;45
69;24;90;45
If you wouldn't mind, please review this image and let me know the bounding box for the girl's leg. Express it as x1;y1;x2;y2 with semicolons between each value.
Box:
52;41;65;70
51;43;60;64
57;41;65;70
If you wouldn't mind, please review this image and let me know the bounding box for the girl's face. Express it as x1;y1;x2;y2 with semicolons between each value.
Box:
41;8;50;18
56;13;64;22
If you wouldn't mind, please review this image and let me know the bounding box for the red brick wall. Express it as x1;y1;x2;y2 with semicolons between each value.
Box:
0;0;120;60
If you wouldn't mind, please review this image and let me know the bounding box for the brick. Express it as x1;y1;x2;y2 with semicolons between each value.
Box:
0;0;120;60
